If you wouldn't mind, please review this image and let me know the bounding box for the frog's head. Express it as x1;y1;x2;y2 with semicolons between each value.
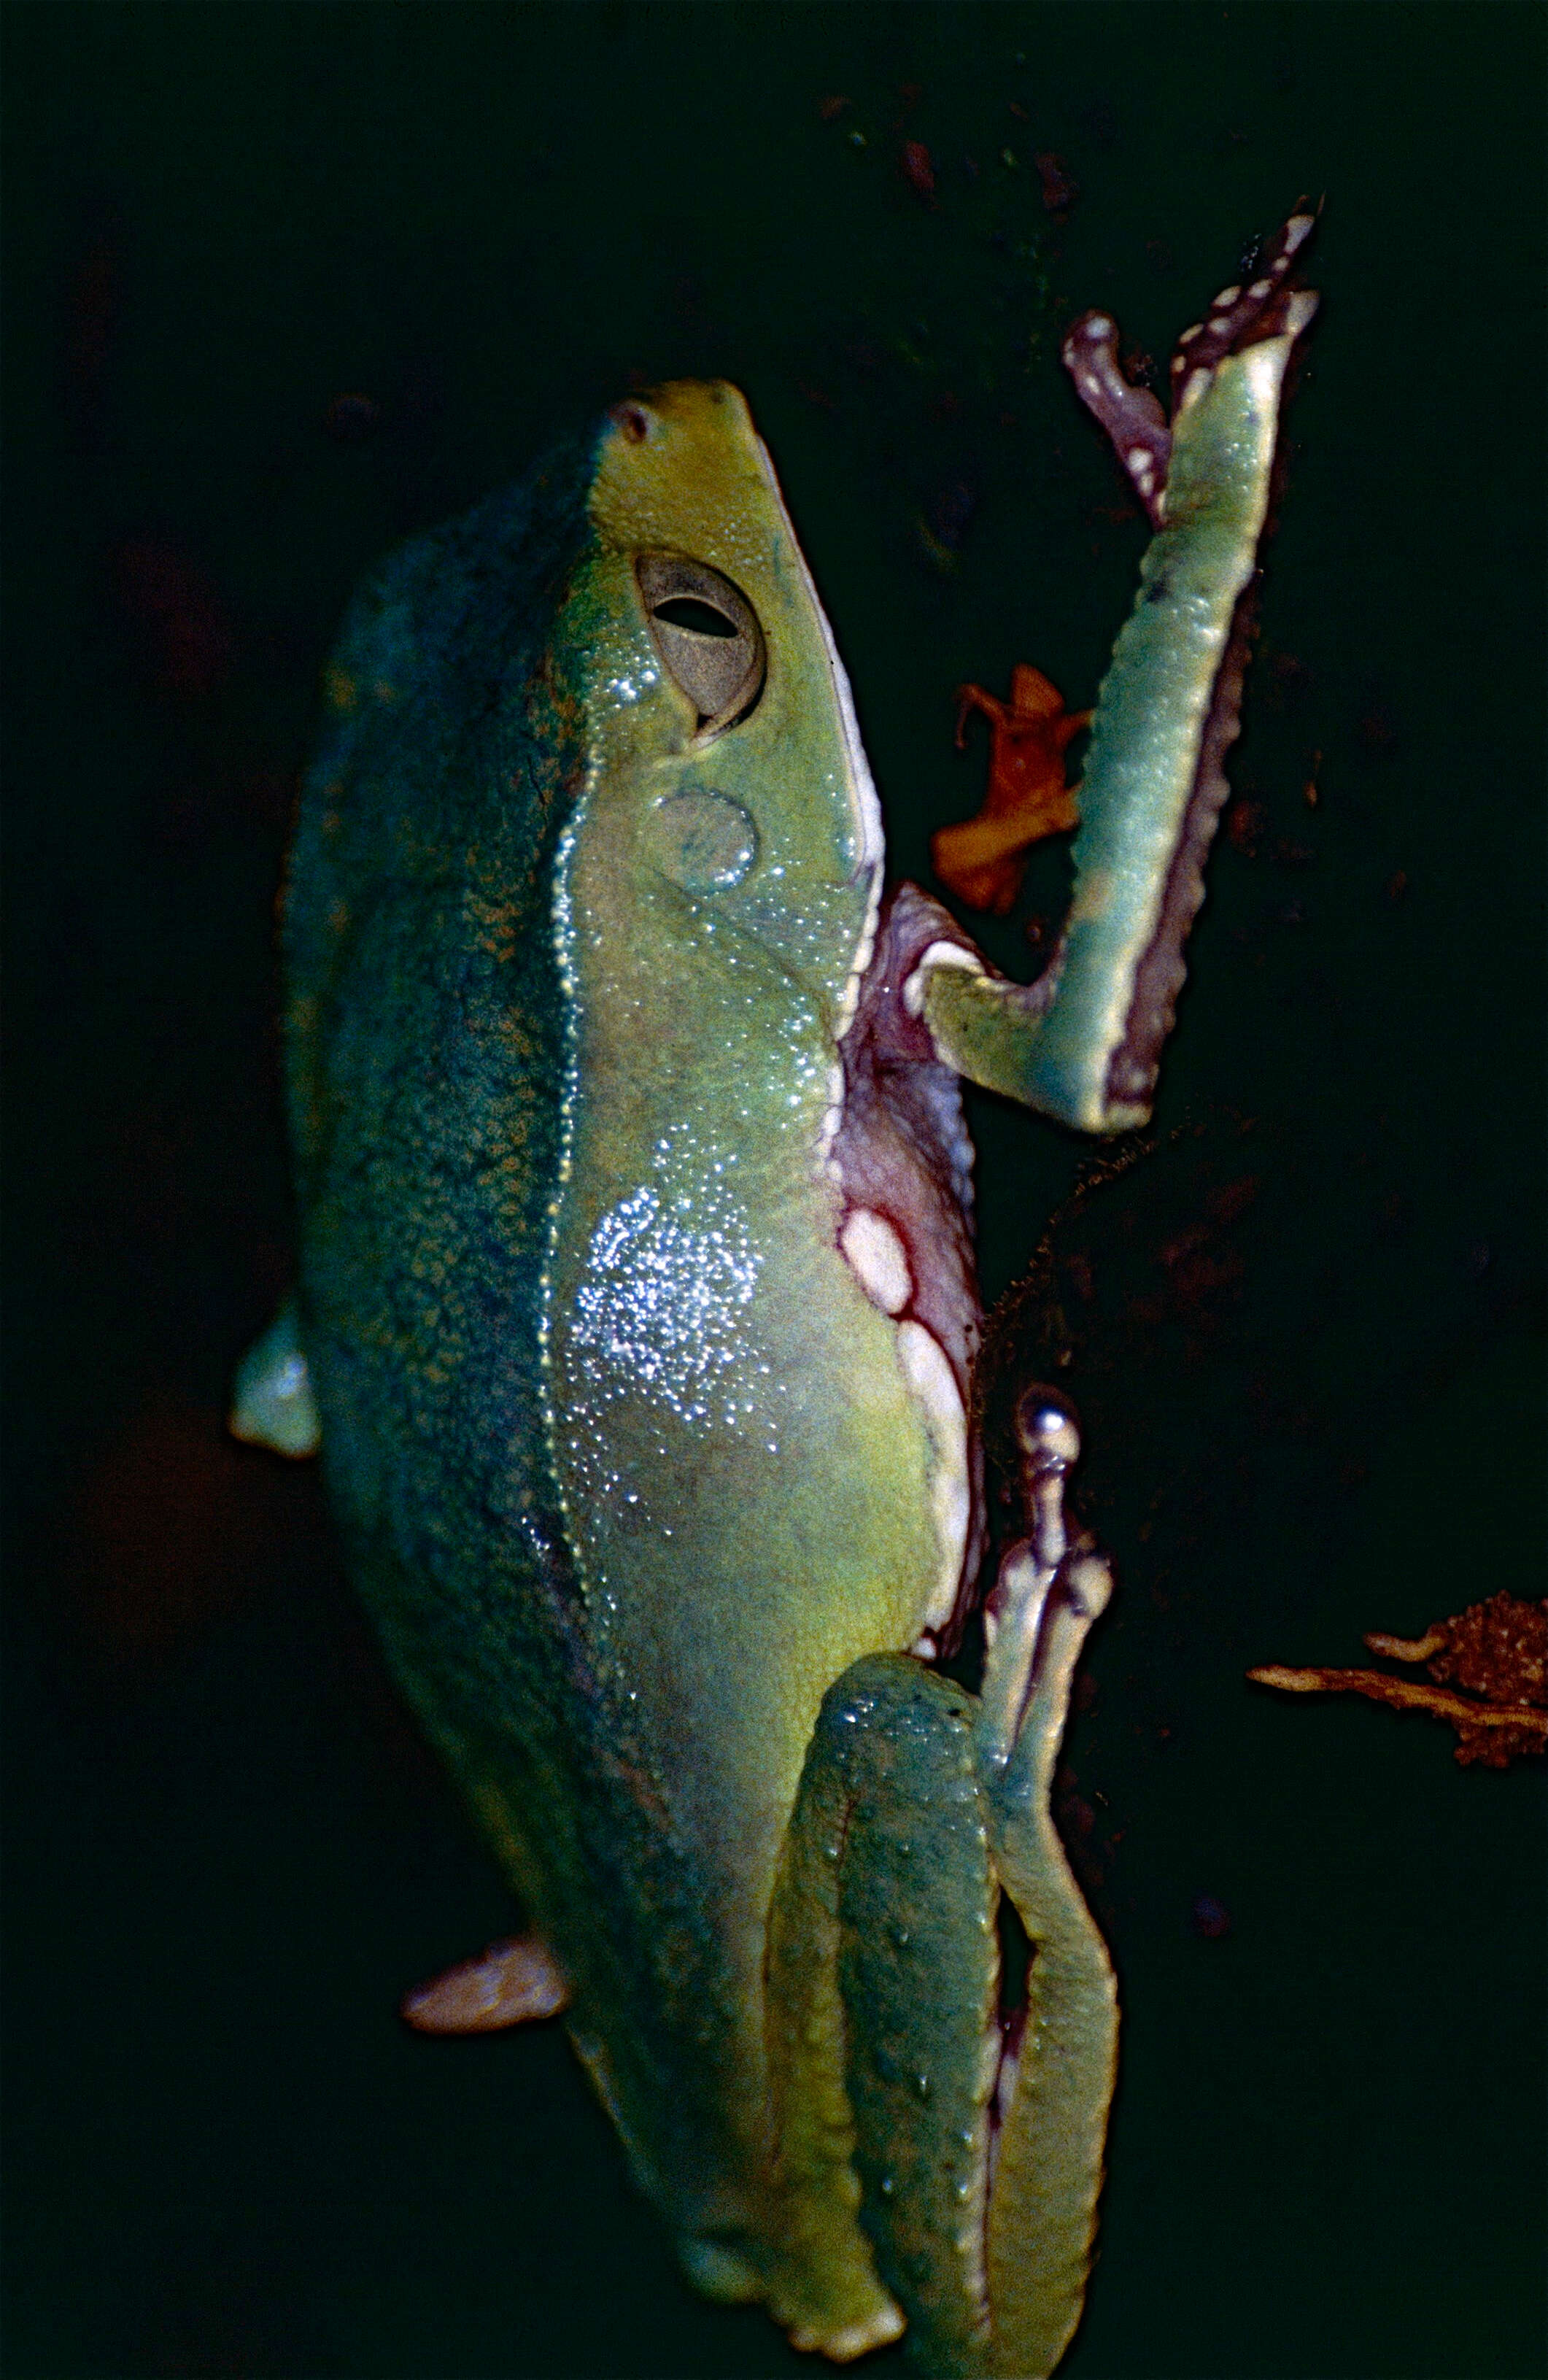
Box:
555;380;883;1038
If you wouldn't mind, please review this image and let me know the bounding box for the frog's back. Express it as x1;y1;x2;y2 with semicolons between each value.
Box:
285;447;595;1708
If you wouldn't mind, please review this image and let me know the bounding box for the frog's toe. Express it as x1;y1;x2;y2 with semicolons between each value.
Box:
1014;1386;1081;1477
978;1388;1111;1790
400;1933;568;2033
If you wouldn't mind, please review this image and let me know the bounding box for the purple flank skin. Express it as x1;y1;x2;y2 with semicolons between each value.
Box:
830;884;987;1653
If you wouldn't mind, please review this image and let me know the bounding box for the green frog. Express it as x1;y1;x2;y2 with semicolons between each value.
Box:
234;215;1316;2375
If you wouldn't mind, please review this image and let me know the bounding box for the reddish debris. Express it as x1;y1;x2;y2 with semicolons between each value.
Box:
1033;151;1079;217
1250;1593;1548;1769
112;538;236;699
933;665;1087;914
325;391;382;443
902;139;937;198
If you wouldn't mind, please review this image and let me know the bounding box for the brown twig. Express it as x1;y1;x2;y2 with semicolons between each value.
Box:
1247;1664;1548;1737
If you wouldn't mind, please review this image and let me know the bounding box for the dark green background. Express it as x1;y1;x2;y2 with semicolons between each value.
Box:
4;6;1544;2376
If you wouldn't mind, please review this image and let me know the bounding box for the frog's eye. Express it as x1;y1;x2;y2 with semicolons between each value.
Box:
636;555;765;736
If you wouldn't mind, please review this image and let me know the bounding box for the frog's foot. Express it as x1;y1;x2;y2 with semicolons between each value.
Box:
1250;1591;1548;1770
228;1294;320;1458
932;669;1087;916
977;1389;1112;1788
975;1389;1118;2380
400;1933;570;2033
1063;206;1317;525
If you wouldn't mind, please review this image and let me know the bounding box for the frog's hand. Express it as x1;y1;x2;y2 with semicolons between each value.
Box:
228;1294;321;1457
766;1658;999;2374
975;1394;1117;2380
400;1934;570;2033
918;213;1318;1134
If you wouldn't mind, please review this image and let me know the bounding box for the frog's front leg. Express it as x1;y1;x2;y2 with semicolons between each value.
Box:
915;211;1318;1134
766;1395;1112;2378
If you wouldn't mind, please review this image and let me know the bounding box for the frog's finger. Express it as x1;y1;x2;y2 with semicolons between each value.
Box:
917;227;1317;1135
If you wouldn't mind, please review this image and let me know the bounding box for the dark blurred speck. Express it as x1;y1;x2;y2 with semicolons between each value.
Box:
112;537;236;699
902;141;936;201
925;478;977;554
1267;650;1314;708
1033;152;1078;218
1356;703;1404;762
324;391;382;444
1191;1895;1232;1940
60;196;126;453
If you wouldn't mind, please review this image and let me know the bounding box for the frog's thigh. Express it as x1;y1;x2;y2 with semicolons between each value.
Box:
767;1654;999;2374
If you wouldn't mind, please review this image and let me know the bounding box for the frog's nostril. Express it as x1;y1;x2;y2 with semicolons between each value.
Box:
612;403;651;444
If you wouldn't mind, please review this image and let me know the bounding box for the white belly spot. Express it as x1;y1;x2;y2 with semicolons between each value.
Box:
894;1319;970;1631
839;1207;913;1316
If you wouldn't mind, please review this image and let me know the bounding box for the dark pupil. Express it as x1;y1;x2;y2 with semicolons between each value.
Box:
651;597;738;638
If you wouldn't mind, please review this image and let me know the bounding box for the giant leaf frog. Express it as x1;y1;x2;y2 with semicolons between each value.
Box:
235;215;1316;2376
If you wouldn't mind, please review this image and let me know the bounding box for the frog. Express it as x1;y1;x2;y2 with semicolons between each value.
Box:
233;212;1317;2376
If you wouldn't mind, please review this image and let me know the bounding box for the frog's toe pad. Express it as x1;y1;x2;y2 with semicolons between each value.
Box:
1062;1550;1113;1626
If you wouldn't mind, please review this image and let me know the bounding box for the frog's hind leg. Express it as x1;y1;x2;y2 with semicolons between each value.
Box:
975;1391;1118;2380
766;1655;1002;2372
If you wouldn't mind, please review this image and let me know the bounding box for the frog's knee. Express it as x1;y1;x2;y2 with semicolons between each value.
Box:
814;1652;973;1766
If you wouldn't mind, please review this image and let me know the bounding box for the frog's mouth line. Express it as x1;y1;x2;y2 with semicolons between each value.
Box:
827;882;990;1656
